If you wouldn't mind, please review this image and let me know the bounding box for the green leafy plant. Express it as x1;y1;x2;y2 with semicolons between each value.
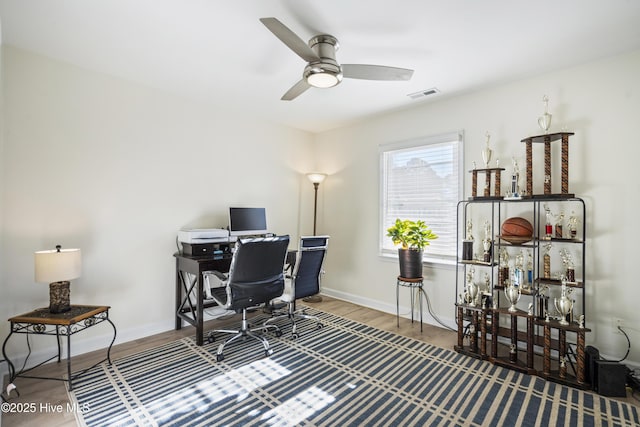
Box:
386;218;438;250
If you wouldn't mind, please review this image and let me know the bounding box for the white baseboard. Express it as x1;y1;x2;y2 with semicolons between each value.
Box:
320;286;457;331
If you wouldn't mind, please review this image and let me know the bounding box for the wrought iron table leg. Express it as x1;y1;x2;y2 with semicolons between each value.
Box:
66;329;72;390
2;331;16;385
105;316;117;364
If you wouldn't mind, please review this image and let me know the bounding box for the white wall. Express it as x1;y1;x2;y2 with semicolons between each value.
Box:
315;50;640;364
0;46;315;365
0;22;5;426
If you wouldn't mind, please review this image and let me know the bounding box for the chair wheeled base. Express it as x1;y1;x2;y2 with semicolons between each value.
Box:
264;304;322;339
208;308;282;361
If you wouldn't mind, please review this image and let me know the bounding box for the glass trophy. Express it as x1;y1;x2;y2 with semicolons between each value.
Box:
538;95;552;133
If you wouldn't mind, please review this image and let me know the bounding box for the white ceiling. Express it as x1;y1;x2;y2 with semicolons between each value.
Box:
1;0;639;133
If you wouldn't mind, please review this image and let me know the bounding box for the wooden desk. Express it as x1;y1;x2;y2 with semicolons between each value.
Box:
174;253;233;346
2;305;116;391
174;250;297;346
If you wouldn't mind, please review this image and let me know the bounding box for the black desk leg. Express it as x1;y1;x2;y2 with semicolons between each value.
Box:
196;273;204;346
175;258;182;330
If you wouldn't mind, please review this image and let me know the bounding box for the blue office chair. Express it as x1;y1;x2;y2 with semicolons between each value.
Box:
265;236;329;338
207;235;289;361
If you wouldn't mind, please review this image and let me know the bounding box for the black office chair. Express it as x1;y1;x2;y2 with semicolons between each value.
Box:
265;236;329;338
207;235;290;361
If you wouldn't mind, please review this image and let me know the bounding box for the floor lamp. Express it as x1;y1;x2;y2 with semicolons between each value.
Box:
304;173;326;303
306;173;326;235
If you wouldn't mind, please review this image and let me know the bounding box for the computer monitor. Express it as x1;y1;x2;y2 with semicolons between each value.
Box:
228;207;268;237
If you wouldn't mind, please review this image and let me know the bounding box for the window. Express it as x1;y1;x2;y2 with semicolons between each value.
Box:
380;131;463;264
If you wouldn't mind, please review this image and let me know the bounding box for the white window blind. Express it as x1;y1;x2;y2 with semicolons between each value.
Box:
380;132;463;263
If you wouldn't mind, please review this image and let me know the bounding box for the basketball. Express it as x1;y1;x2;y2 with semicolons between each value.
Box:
501;217;533;237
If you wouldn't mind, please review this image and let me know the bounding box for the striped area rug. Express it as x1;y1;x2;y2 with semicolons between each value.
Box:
69;309;639;426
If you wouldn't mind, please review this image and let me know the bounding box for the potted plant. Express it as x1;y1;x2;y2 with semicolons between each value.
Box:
387;218;438;278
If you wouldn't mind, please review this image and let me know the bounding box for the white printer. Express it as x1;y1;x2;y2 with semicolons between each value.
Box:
177;228;230;244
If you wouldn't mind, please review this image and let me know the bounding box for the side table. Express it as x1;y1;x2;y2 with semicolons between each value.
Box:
396;276;425;332
2;305;116;391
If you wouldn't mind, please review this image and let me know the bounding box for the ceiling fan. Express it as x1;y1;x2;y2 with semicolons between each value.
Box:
260;17;414;101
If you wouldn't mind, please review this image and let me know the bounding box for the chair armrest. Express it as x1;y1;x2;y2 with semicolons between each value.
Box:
203;270;229;300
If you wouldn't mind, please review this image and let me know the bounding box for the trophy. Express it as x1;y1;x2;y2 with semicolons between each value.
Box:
505;157;523;199
482;239;492;263
504;280;521;312
462;219;474;260
466;269;479;307
466;218;473;241
555;210;565;238
538;95;552;133
536;285;549;319
514;250;525;289
560;249;575;282
482;220;492;263
568;211;579;239
554;277;574;325
543;242;552;279
482;132;492;168
498;248;510;287
543;204;553;239
480;273;492;308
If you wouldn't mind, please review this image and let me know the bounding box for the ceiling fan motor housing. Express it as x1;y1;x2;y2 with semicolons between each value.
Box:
304;35;343;88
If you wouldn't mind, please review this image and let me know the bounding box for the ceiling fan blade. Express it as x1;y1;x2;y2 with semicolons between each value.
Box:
260;17;320;63
342;64;414;81
281;79;311;101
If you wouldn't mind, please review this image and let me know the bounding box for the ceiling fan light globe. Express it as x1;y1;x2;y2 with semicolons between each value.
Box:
307;71;342;88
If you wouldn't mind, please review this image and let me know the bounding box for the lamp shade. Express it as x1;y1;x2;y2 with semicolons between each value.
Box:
35;247;81;283
306;173;327;184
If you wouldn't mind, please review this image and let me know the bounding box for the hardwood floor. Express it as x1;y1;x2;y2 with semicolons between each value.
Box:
1;296;637;426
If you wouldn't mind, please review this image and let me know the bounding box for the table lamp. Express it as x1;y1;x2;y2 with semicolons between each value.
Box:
35;245;81;313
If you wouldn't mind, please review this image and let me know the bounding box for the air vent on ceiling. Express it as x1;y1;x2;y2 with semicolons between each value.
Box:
407;87;440;100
